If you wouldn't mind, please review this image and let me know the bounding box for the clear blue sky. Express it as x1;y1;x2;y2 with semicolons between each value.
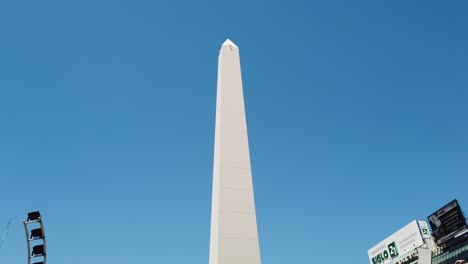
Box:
0;0;467;263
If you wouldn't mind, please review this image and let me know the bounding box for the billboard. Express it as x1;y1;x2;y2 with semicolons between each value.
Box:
428;199;468;246
418;220;431;239
391;247;432;264
368;220;425;264
393;249;418;264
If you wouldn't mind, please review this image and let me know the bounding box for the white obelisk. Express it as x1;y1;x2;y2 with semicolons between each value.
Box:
209;39;261;264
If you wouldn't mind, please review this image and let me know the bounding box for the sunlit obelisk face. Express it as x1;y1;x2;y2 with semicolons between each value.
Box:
209;39;261;264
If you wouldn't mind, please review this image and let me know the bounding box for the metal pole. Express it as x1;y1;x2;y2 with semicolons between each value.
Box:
22;221;31;264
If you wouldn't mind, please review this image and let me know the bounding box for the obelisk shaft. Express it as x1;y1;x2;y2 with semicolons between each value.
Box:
209;39;261;264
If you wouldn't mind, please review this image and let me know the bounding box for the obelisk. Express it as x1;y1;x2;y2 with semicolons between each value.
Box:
209;39;261;264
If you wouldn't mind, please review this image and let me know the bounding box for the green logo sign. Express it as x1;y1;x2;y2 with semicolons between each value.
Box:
388;242;399;258
422;228;429;235
372;242;399;264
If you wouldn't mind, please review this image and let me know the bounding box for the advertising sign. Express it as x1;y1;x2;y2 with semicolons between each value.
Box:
428;199;468;245
418;220;431;239
368;220;425;264
393;249;418;264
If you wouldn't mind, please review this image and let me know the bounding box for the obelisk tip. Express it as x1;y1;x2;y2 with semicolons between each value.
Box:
221;39;238;51
223;39;237;46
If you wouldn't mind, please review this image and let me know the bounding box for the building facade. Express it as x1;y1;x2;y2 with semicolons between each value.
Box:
368;200;468;264
431;232;468;264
